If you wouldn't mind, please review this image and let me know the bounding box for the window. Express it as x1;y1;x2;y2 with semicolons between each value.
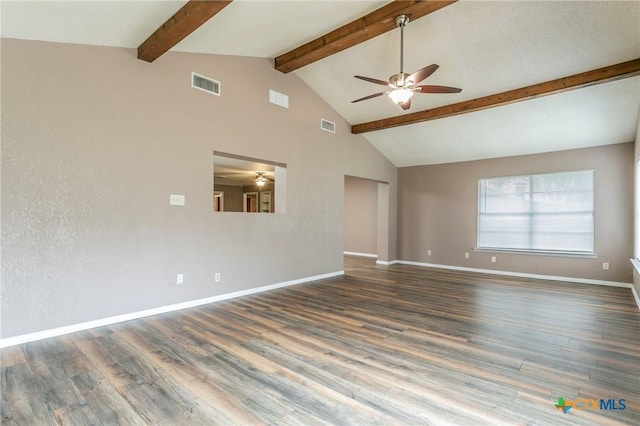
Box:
477;170;594;254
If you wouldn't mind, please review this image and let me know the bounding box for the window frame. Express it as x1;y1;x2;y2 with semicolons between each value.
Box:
632;158;640;273
476;170;595;256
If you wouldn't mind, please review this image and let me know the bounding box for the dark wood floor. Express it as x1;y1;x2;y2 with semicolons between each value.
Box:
2;256;639;425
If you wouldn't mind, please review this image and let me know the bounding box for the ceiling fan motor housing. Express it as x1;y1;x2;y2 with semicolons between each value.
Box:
389;72;412;88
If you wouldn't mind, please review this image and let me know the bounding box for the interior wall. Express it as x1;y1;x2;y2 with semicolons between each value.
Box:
633;107;640;299
242;182;275;213
0;38;397;338
376;182;390;262
213;184;242;212
398;143;634;283
344;176;378;256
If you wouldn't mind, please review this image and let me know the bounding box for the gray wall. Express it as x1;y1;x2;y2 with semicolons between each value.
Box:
0;39;398;338
398;143;634;283
344;176;378;255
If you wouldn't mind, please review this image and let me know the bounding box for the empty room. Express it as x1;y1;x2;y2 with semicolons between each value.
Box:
1;1;639;424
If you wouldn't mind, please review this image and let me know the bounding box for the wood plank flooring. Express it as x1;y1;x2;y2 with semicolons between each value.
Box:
2;256;639;425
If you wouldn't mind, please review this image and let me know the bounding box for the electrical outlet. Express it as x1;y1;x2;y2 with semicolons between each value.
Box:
427;250;432;256
176;273;184;285
214;273;221;283
464;252;470;259
491;256;497;263
602;262;609;271
170;194;185;206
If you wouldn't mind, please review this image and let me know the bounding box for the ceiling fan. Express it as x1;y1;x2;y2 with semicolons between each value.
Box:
214;171;273;186
351;15;461;110
255;172;270;187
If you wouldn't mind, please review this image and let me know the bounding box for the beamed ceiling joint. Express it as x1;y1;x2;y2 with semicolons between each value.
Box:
274;1;458;74
137;1;233;63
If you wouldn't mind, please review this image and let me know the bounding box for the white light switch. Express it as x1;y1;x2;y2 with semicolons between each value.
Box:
170;194;185;206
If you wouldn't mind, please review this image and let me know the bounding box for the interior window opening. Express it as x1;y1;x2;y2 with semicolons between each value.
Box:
213;151;286;214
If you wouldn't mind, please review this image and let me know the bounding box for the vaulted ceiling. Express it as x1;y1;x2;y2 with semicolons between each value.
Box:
2;0;639;166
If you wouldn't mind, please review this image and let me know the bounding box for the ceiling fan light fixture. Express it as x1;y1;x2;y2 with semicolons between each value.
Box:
388;88;413;104
256;173;267;186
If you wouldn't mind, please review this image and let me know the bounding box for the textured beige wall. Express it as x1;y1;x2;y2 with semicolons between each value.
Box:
0;39;397;338
398;143;634;283
344;176;378;255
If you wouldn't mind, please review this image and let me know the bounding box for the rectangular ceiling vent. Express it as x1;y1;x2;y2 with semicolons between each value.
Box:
321;119;336;133
269;89;289;108
192;72;220;96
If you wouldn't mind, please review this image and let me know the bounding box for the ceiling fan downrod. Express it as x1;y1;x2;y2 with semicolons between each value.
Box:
396;15;410;77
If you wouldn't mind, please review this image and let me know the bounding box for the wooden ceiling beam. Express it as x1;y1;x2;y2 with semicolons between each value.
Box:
352;58;640;134
138;0;233;63
274;0;458;74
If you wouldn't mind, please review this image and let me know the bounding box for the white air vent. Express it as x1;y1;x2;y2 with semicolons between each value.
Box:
269;89;289;108
320;119;336;133
192;72;220;96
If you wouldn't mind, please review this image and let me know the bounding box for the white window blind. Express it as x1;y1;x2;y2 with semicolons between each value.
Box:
477;170;594;254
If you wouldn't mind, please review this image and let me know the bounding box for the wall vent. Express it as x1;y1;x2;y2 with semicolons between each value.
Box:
320;119;336;133
192;72;221;96
269;89;289;108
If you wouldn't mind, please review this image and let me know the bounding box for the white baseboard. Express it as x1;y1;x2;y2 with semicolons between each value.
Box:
397;260;633;289
629;259;640;310
4;261;636;349
343;251;377;258
0;270;344;349
342;252;400;265
631;286;640;310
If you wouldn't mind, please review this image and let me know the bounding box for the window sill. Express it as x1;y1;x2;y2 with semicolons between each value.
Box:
475;248;597;259
631;258;640;274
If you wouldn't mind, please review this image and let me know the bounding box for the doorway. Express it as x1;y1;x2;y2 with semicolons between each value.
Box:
243;192;259;212
214;191;224;212
343;176;390;263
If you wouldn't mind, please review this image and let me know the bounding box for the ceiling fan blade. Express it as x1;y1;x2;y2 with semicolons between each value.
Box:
407;64;439;85
351;91;388;103
415;85;462;94
399;98;411;110
354;75;390;86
